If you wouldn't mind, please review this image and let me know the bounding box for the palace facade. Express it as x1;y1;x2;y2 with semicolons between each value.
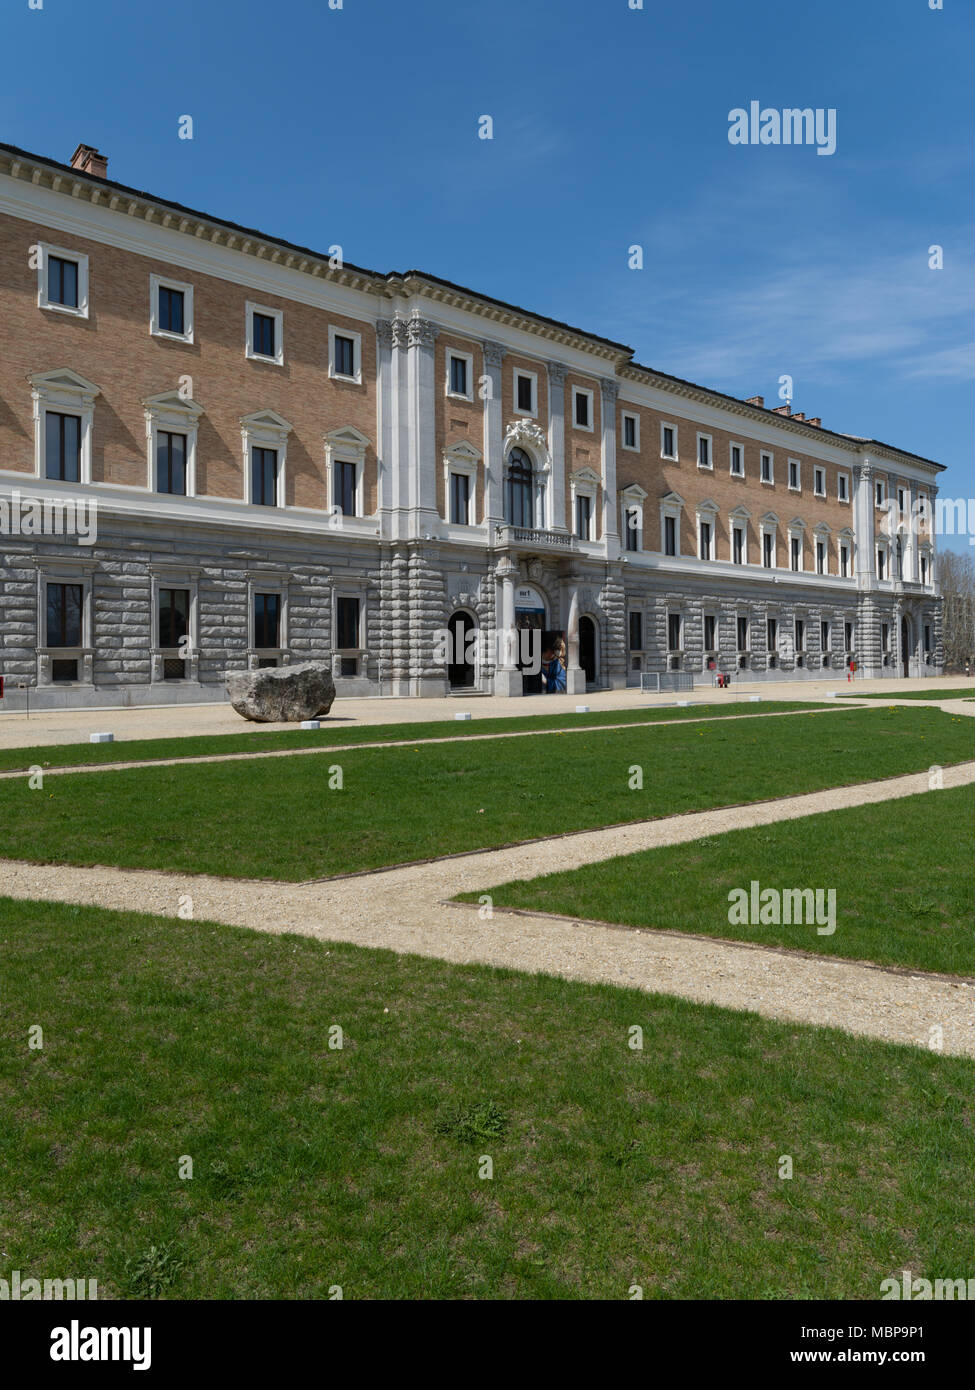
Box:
0;140;944;709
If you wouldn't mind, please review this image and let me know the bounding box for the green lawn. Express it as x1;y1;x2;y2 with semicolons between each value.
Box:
0;707;972;880
854;687;975;701
0;700;829;774
2;898;973;1299
468;783;975;976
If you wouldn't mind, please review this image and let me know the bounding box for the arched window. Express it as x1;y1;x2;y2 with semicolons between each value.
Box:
505;448;534;527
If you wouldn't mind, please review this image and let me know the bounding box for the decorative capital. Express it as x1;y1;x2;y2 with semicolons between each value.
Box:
376;318;395;349
391;317;410;349
547;361;568;386
482;340;507;368
854;459;873;482
600;377;620;405
407;315;439;349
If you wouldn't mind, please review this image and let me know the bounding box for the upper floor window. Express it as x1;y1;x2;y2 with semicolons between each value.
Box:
575;494;593;541
450;471;471;526
252;447;279;507
661;424;677;460
334;335;355;378
921;553;929;585
838;472;849;503
572;387;593;430
733;526;745;564
816;538;826;574
49;256;78;309
790;535;802;571
247;302;284;365
664;514;677;556
622;412;639;451
505;447;534;527
330;327;361;382
761;452;774;483
333;459;358;517
840;541;850;577
150;275;194;343
625;506;640;551
730;443;744;476
788;459;801;491
877;546;887;581
37;243;89;318
448;353;471;399
45;412;81;483
699;518;713;560
763;532;774;568
157;430;187;496
875;479;886;507
697;434;712;469
515;371;537;416
814;466;826;497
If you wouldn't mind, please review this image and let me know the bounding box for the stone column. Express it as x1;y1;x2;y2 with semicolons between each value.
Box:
407;315;440;538
547;361;568;532
493;556;522;697
483;341;506;533
600;378;620;558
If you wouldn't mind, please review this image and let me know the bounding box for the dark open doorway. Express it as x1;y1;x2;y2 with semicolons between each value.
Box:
579;616;597;686
447;610;476;688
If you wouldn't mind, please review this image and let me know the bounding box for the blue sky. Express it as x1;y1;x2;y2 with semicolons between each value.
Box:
3;0;972;551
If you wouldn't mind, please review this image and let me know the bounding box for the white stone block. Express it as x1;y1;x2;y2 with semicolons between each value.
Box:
89;732;114;744
749;696;762;702
300;720;321;730
575;705;590;713
454;712;472;720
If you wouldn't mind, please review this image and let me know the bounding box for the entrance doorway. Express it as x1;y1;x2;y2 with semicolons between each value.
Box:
579;616;597;686
901;617;911;679
447;610;476;688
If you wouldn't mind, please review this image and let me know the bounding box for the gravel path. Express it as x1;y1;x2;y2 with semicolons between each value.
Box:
4;755;975;1057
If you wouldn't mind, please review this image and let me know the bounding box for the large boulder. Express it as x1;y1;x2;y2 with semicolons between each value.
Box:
226;661;336;723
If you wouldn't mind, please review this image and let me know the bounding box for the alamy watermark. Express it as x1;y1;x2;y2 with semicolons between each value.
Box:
728;881;837;936
1;1268;97;1300
728;103;837;157
0;490;97;545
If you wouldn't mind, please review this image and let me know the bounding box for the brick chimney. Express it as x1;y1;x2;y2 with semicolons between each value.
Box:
772;404;791;416
807;417;822;428
792;412;806;422
746;395;764;408
70;143;108;179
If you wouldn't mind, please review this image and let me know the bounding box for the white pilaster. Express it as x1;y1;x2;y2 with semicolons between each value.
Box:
600;377;620;557
483;341;506;532
547;361;568;532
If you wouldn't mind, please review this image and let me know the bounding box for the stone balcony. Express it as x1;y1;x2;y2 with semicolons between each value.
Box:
495;525;578;552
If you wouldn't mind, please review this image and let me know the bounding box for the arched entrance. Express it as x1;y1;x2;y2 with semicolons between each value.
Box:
447;610;476;689
579;616;597;687
901;616;912;679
